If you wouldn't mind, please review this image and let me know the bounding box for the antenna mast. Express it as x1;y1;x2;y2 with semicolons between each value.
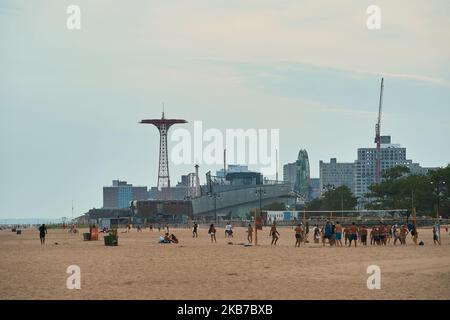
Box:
375;78;384;184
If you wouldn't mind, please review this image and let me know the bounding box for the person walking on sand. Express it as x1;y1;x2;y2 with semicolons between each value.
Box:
270;222;280;246
294;224;303;247
348;222;358;247
433;223;441;246
208;224;217;243
192;223;198;238
39;224;47;245
247;224;253;243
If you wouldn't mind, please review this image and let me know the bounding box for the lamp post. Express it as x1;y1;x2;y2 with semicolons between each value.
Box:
209;192;221;225
254;187;266;245
255;187;266;216
431;178;446;242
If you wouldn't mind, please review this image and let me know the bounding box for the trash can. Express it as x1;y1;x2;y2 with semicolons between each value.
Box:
16;230;21;235
104;234;118;246
83;233;91;241
11;228;16;232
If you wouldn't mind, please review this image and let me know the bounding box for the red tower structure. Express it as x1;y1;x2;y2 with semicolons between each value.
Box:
140;111;187;190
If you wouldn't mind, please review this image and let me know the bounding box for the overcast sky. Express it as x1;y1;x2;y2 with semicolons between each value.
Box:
1;0;449;219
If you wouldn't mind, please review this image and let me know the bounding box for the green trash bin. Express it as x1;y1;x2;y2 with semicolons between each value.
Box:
104;234;118;246
83;233;91;241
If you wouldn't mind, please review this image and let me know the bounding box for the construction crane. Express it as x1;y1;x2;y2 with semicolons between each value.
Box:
374;78;384;184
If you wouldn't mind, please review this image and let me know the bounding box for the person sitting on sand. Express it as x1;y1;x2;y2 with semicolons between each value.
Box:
208;224;217;243
247;224;253;243
159;233;171;244
169;234;179;244
294;224;303;247
269;222;280;246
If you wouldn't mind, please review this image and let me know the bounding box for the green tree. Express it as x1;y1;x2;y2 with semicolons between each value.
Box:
305;186;357;211
365;164;450;217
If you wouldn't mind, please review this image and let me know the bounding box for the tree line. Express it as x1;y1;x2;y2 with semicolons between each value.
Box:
305;164;450;218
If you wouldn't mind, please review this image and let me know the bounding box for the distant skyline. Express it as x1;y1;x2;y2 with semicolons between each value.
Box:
1;1;449;219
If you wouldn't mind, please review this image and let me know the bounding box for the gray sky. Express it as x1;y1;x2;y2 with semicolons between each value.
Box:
1;0;449;219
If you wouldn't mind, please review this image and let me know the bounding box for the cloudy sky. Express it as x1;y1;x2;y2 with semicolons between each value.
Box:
1;0;449;219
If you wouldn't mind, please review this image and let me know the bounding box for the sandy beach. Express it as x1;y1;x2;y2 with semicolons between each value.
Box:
0;226;449;300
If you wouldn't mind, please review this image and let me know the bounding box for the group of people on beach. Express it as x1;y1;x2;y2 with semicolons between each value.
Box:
190;220;445;247
34;220;445;247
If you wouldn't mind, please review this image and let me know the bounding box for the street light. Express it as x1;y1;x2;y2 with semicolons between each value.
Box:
431;178;446;243
255;187;266;216
430;179;446;218
209;192;221;224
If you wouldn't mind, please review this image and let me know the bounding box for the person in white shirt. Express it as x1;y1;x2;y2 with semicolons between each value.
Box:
225;222;233;238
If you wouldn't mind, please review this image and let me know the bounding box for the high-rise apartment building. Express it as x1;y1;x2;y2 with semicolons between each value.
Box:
319;158;355;194
103;180;148;208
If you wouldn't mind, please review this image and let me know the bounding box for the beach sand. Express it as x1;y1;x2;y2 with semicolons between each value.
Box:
0;226;449;300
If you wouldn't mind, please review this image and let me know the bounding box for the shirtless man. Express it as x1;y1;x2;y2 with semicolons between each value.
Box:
247;224;253;243
373;227;380;246
270;222;280;246
378;223;387;246
360;225;368;246
348;222;358;247
294;224;303;247
335;221;343;247
344;226;350;246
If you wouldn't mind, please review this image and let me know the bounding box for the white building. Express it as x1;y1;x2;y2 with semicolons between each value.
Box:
354;136;428;200
319;158;355;194
283;162;297;189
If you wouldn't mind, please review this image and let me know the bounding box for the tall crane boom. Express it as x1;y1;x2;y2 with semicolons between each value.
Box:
375;78;384;184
